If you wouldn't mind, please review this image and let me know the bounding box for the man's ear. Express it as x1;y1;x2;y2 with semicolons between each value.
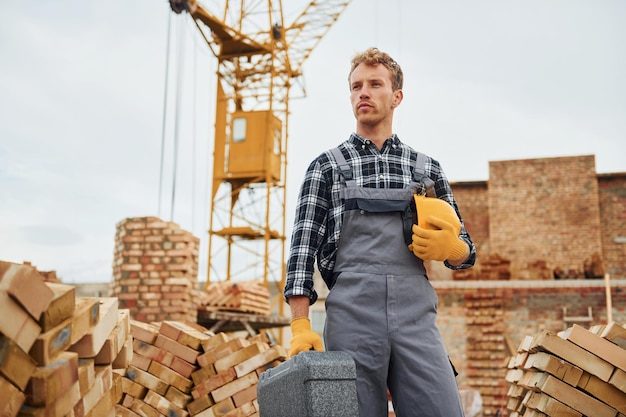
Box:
392;89;403;108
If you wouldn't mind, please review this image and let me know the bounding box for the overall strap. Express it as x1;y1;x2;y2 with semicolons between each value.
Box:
413;152;436;197
329;147;355;187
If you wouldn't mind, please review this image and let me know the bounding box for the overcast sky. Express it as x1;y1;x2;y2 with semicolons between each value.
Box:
1;0;624;284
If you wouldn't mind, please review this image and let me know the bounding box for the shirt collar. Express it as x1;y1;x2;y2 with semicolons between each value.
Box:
349;133;401;149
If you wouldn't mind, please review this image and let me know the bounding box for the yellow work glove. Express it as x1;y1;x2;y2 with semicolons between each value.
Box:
289;317;324;357
409;215;467;262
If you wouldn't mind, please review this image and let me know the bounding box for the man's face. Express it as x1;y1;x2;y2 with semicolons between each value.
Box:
349;63;401;127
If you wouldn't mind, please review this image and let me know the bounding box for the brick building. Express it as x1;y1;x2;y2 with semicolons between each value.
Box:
452;154;626;280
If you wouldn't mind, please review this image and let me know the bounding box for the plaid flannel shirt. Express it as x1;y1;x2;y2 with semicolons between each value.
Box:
284;133;476;304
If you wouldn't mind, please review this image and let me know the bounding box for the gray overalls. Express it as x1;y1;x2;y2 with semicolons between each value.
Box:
323;147;464;417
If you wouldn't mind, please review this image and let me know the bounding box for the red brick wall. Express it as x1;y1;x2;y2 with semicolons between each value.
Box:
598;173;626;278
488;155;602;278
452;155;626;280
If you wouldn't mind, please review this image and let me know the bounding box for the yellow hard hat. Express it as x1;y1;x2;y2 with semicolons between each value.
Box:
413;195;461;234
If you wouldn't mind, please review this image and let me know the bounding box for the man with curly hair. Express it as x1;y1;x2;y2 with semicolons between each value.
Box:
284;47;475;416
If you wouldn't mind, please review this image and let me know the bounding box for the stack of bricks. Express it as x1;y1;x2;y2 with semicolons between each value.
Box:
117;320;287;416
454;254;511;281
464;289;508;416
0;260;132;416
200;281;271;316
525;260;554;281
111;217;201;323
505;322;626;416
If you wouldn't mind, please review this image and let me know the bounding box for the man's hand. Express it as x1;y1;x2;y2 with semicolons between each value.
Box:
409;215;467;262
289;317;324;357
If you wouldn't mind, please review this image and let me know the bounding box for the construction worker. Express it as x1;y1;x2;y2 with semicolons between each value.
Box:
284;47;475;416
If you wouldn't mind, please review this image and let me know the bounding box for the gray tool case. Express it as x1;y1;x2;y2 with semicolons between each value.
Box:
257;351;358;417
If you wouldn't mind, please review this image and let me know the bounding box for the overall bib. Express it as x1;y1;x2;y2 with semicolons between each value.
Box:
323;148;464;417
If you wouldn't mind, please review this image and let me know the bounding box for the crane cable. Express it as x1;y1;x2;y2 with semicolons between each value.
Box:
157;11;187;222
157;11;172;218
191;29;197;231
170;19;187;221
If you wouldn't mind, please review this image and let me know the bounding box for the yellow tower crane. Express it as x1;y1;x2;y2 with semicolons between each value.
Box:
168;0;353;315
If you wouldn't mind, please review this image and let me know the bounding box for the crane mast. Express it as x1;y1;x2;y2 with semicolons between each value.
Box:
168;0;352;310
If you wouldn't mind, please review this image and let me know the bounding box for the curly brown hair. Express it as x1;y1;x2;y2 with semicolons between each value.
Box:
348;47;403;91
